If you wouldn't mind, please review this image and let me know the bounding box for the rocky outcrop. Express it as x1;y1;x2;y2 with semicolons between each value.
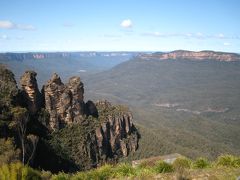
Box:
95;101;139;158
20;71;42;115
139;50;240;62
43;73;85;130
0;66;140;171
0;64;18;108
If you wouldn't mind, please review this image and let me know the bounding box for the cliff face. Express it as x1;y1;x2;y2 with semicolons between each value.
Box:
140;50;240;61
95;101;138;158
43;73;85;130
20;71;42;115
43;100;139;171
0;65;18;108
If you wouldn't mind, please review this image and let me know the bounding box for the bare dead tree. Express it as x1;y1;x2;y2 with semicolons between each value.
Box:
26;135;39;165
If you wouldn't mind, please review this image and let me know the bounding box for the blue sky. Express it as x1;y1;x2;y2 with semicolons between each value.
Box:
0;0;239;52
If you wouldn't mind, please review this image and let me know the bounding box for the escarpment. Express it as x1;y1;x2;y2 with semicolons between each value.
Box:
139;50;240;61
0;65;139;171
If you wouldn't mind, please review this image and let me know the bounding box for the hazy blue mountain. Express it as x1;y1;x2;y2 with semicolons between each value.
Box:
0;52;138;86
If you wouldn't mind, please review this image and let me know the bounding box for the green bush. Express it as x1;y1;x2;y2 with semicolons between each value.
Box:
95;164;113;180
216;155;240;168
193;157;210;169
72;164;113;180
22;166;42;180
0;162;41;180
135;166;155;178
154;160;173;173
0;138;20;166
41;170;52;180
112;163;136;177
232;157;240;168
51;172;70;180
216;154;234;167
173;157;192;170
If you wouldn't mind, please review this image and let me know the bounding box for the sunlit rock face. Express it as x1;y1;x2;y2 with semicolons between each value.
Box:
20;71;42;115
43;73;85;130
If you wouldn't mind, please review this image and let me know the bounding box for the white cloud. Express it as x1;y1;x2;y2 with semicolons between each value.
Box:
0;20;36;30
217;33;225;38
142;32;167;37
120;19;132;28
0;20;15;29
223;42;231;46
141;31;240;40
196;32;204;38
17;24;35;30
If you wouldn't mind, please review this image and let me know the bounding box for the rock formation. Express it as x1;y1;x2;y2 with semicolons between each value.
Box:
20;71;42;115
43;73;85;130
0;64;18;108
139;50;240;61
0;66;139;171
95;100;139;158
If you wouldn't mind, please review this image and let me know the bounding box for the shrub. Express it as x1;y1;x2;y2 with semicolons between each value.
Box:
232;157;240;168
41;170;52;180
71;171;88;180
112;163;136;177
72;164;113;180
154;160;173;173
215;154;240;168
173;157;192;170
95;164;113;180
0;138;20;166
193;157;210;169
0;162;41;180
135;166;155;178
22;166;42;180
50;172;70;180
216;154;235;167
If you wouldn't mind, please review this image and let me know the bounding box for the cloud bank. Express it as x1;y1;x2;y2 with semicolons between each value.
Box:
0;20;36;30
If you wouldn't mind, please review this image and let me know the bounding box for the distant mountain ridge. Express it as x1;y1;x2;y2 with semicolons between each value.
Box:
0;52;137;61
139;50;240;61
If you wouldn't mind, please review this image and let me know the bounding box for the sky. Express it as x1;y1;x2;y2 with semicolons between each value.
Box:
0;0;239;52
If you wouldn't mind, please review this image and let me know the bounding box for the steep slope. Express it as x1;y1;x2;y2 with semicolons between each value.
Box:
85;55;240;159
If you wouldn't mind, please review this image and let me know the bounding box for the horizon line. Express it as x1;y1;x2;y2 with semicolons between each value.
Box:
0;49;239;54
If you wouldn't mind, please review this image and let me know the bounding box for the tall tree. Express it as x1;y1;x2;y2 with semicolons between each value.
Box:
11;107;29;164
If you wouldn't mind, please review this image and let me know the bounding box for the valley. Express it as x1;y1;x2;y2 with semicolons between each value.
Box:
1;50;240;161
